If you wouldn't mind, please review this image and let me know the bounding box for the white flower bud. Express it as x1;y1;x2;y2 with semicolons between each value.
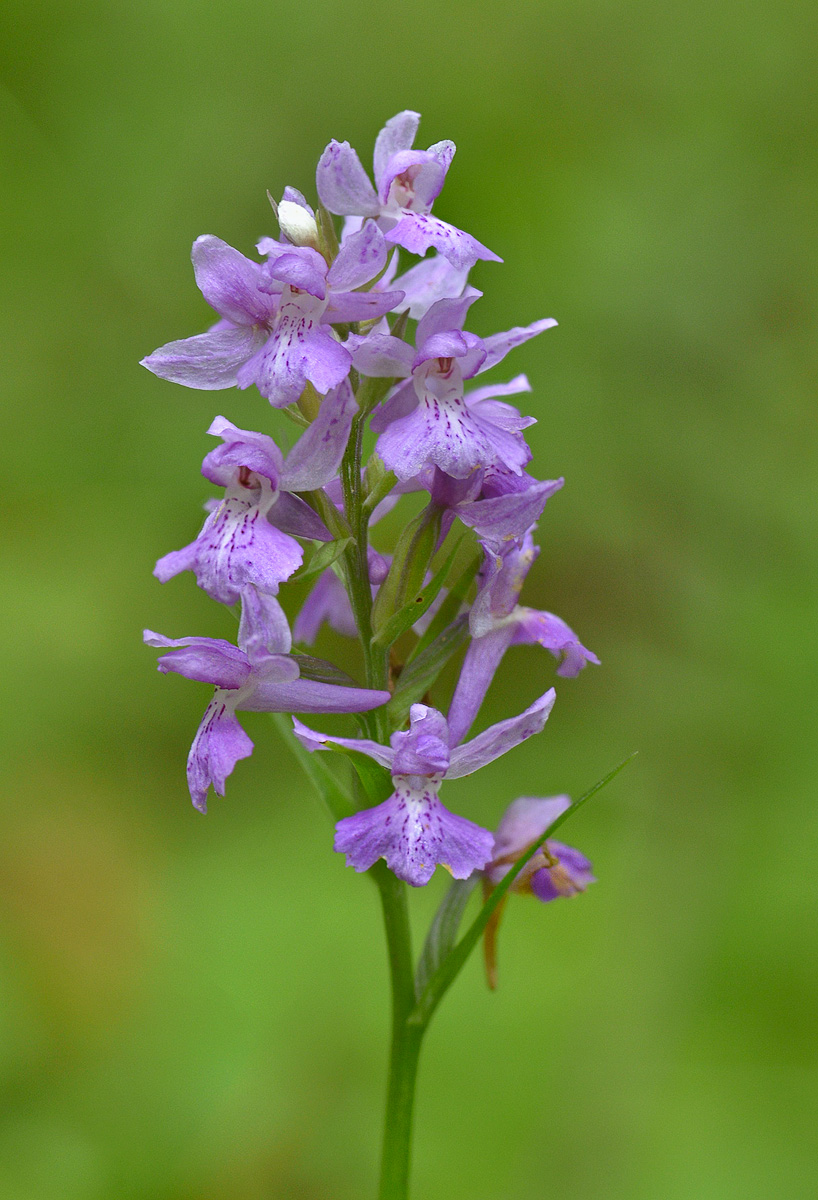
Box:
277;200;319;248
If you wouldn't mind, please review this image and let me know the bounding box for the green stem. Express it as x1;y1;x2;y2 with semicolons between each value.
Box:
372;863;425;1200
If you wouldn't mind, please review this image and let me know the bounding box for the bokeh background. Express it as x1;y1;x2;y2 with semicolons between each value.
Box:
1;1;816;1196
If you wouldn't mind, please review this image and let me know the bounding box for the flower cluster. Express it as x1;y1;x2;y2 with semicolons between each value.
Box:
143;111;597;905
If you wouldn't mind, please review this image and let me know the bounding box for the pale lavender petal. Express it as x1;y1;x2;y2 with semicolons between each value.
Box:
412;330;481;370
201;418;284;487
327;220;387;291
446;627;515;746
324;289;406;324
385;213;501;270
478;319;558;373
447;688;556;779
191;235;275;325
373;111;421;188
492;795;572;860
348;334;414;378
237;585;292;657
154;540;198;584
368;379;417;432
143;630;250;689
187;695;254;813
378;150;446;209
416;287;482;346
282;185;313;215
290;716;394;765
316;140;381;217
141;324;268;390
239;298;351;407
391;255;469;321
281;379;356;492
303;328;353;394
334;782;493;886
467;397;535;433
265;249;327;299
455;479;564;549
464;373;531;405
426;139;456;172
390;704;451;776
243;678;389;714
510;609;600;677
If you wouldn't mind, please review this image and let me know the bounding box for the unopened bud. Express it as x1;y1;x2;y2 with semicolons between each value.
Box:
278;200;320;249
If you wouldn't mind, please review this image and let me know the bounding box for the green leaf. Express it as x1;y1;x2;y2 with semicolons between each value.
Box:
408;752;638;1027
269;712;355;822
290;653;359;688
362;462;398;516
405;550;480;666
304;488;352;542
414;875;480;1000
290;538;351;584
387;615;469;726
321;743;393;808
370;505;442;637
371;539;460;649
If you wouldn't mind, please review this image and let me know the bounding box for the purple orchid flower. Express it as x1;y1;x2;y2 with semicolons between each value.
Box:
447;529;599;744
349;289;556;480
154;381;356;605
375;251;470;321
293;689;555;886
486;795;595;901
316;110;501;271
142;218;404;407
144;587;390;812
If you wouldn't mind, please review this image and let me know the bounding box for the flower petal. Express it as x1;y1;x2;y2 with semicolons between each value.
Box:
281;379;356;492
333;781;493;886
290;716;394;766
187;695;254;813
447;688;556;779
141;324;268;390
492;795;572;861
242;679;389;714
327;220;388;291
324;289;406;324
385;213;501;270
445;626;515;746
143;630;251;689
477;319;558;374
510;608;600;677
390;254;469;321
316;140;381;217
373;110;421;188
191;235;276;325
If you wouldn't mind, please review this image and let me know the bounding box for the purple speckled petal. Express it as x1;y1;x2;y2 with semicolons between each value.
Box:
281;379;356;492
327;220;388;291
455;478;564;549
269;492;332;541
316;140;381;217
334;780;493;886
158;499;302;604
426;139;456;173
324;289;406;325
510;608;600;677
373;111;421;188
238;294;350;407
416;288;482;346
191;235;276;325
445;626;515;746
385;213;501;270
492;795;572;860
477;318;558;373
303;328;354;394
447;688;556;779
201;417;284;487
143;630;251;689
187;694;254;813
290;717;394;765
390;704;451;776
463;373;531;406
141;324;268;390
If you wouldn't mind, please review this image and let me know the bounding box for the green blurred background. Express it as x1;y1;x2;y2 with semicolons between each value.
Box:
1;1;816;1196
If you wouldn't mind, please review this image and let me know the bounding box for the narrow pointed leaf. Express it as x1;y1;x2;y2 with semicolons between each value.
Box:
291;652;359;687
371;505;442;636
291;537;351;584
415;875;480;999
406;550;480;665
387;615;469;725
371;539;460;649
409;752;637;1026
